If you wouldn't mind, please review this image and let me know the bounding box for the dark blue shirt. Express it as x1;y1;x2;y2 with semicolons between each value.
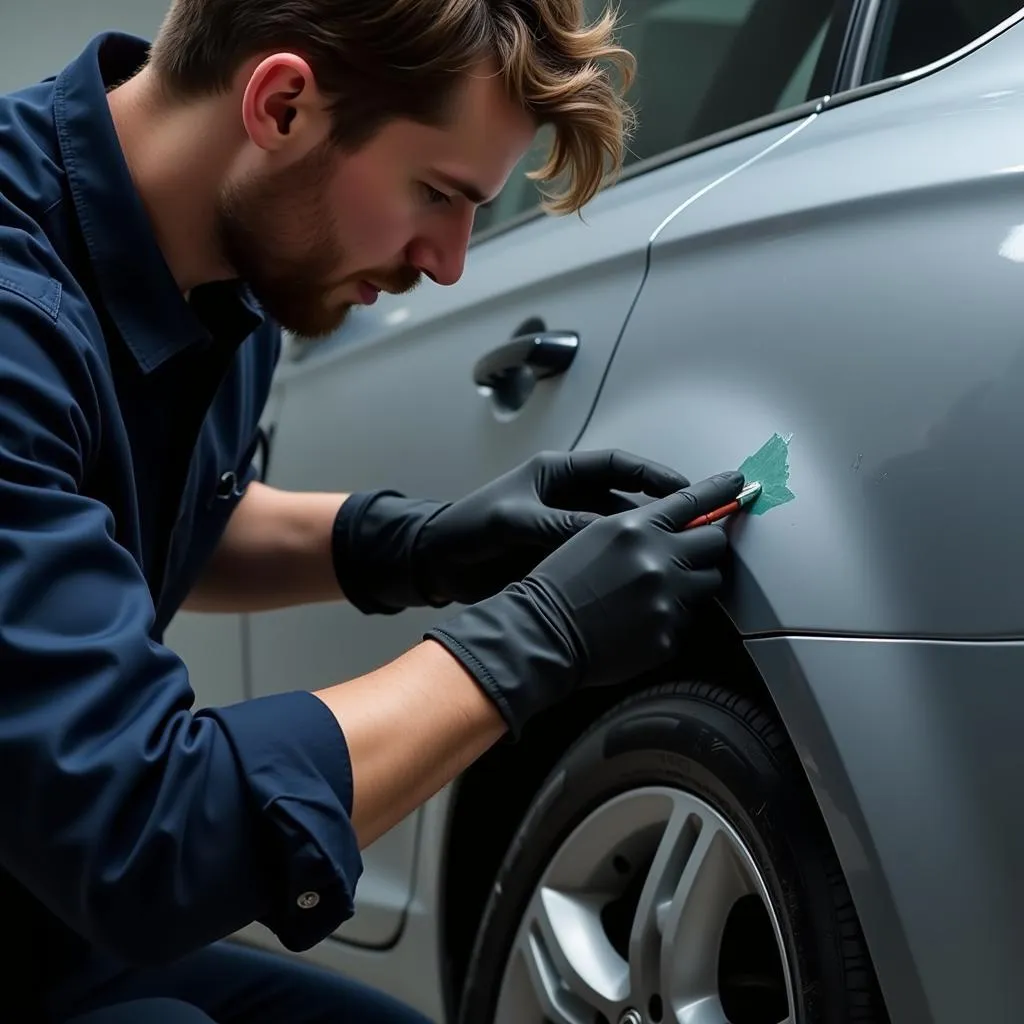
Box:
0;32;362;993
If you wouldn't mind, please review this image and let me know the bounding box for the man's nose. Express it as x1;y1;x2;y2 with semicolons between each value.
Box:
408;208;475;287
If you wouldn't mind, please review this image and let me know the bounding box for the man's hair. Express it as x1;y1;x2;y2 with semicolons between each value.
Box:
147;0;635;214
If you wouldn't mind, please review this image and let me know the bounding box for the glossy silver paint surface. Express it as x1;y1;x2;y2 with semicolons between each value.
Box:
745;636;1024;1023
587;16;1024;638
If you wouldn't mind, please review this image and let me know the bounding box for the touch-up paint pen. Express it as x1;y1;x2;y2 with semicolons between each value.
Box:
684;481;762;530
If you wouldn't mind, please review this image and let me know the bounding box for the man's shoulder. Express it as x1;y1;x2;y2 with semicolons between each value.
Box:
0;76;81;331
0;244;62;324
0;213;91;331
0;79;65;226
0;202;70;321
0;231;107;456
0;219;105;408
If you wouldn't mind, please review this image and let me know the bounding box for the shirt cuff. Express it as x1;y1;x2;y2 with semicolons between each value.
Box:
200;689;363;952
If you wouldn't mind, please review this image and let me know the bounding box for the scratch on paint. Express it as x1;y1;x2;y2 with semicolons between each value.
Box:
737;432;796;516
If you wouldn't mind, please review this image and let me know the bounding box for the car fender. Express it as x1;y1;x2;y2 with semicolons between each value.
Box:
575;19;1024;640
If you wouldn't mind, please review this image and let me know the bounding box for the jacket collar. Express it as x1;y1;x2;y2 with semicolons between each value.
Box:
53;32;263;373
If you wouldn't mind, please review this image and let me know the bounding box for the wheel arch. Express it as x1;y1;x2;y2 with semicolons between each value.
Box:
437;602;807;1019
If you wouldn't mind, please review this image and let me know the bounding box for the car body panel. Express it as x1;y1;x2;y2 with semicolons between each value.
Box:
164;611;249;709
239;120;815;950
580;18;1024;638
746;634;1024;1024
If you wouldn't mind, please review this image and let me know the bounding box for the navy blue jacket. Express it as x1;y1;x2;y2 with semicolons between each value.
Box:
0;33;362;1005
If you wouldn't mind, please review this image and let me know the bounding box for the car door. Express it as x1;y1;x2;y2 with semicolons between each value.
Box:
236;0;857;956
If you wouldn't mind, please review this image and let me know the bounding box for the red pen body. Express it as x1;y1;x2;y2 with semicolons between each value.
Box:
682;481;762;530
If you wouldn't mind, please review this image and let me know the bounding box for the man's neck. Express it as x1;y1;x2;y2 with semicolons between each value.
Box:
107;68;239;294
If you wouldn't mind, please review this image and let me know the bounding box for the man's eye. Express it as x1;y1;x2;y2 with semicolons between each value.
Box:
422;183;452;206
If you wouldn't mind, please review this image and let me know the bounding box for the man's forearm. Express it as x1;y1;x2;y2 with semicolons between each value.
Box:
183;482;348;612
189;483;509;844
315;639;508;847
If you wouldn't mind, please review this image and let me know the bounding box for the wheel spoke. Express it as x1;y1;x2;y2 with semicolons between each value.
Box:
628;797;701;999
512;926;591;1024
675;993;731;1024
660;815;756;1008
518;885;627;1020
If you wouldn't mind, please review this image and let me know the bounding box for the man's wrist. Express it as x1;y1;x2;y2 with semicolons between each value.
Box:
313;639;507;846
330;490;448;615
424;579;578;738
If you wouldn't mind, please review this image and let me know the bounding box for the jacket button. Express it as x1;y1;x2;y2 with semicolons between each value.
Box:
215;471;239;499
296;891;320;910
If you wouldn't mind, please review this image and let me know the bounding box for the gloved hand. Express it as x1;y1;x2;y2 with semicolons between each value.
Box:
414;448;693;605
330;449;691;614
424;471;745;737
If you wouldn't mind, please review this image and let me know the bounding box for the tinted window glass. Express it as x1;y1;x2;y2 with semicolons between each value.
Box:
863;0;1022;82
473;0;845;236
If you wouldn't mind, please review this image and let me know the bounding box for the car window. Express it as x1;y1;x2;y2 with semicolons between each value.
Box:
472;0;845;236
861;0;1023;83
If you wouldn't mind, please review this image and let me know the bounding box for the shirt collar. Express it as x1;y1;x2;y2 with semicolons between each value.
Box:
52;32;263;374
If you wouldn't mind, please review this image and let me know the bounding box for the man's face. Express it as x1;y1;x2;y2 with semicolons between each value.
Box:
218;62;537;339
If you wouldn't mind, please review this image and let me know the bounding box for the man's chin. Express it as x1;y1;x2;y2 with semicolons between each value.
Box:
262;298;353;342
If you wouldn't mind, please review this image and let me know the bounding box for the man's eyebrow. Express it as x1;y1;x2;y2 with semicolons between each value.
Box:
433;171;491;205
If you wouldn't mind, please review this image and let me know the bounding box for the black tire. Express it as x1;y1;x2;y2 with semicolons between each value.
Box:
458;681;889;1024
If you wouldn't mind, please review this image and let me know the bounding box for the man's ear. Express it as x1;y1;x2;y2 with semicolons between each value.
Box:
240;54;330;157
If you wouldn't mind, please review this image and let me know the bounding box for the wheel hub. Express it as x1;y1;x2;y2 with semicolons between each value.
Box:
493;785;794;1024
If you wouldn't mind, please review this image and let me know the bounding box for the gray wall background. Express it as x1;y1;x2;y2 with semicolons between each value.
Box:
0;1;169;93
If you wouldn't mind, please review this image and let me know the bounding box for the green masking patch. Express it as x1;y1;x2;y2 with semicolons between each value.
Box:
737;432;795;515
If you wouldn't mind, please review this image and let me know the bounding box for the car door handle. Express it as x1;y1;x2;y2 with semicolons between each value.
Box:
472;330;579;391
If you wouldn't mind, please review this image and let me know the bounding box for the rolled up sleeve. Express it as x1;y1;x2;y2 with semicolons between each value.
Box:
205;691;363;948
0;288;362;964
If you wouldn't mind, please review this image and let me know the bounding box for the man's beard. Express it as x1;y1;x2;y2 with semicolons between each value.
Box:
216;142;420;340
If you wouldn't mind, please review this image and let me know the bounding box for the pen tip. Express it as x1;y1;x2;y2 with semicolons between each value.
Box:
738;481;762;506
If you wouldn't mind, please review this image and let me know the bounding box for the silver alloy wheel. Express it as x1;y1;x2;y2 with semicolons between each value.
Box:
494;786;795;1024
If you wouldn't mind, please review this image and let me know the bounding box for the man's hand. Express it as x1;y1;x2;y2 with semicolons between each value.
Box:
426;471;745;736
412;449;690;605
331;448;691;614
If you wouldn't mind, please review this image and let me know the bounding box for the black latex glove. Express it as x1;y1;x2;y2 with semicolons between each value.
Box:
415;449;691;605
330;449;690;615
425;470;745;737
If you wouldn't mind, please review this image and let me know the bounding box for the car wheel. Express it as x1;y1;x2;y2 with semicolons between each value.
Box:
458;681;887;1024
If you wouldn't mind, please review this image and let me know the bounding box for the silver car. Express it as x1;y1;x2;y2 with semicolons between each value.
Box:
168;1;1024;1022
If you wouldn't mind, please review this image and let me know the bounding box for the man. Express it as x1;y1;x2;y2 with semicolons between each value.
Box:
0;1;745;1021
